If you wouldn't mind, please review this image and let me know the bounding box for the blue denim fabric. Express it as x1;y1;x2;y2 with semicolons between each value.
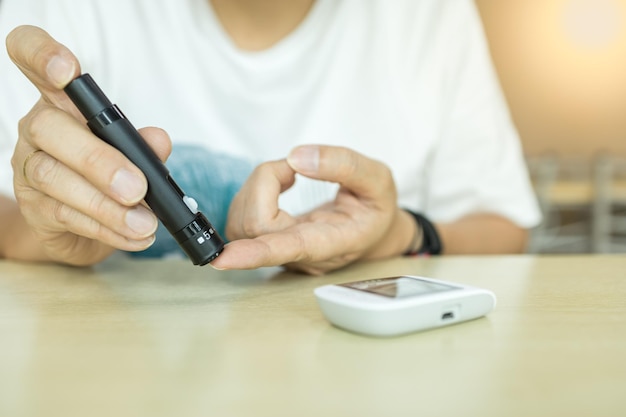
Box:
130;145;253;259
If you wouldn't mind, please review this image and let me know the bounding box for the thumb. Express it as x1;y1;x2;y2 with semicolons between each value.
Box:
287;144;396;200
6;25;81;109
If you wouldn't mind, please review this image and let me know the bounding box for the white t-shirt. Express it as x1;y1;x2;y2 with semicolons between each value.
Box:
0;0;541;228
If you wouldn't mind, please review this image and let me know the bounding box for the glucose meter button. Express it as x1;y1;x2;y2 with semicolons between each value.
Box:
183;196;199;214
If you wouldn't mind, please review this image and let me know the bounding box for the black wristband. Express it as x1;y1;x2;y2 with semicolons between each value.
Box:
403;210;443;256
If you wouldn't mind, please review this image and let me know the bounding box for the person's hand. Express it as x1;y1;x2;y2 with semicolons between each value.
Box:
212;145;414;275
6;25;171;265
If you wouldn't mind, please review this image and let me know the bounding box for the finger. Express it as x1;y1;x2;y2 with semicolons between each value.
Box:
227;160;297;238
6;25;81;110
16;101;148;205
212;221;356;271
138;127;172;163
287;145;396;202
20;190;156;253
211;236;304;271
16;150;158;240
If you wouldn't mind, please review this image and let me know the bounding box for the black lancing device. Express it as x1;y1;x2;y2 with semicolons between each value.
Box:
64;73;225;265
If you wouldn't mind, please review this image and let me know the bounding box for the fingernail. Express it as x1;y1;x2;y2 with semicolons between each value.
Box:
287;145;319;174
46;55;76;88
111;168;146;203
136;235;156;249
125;206;158;236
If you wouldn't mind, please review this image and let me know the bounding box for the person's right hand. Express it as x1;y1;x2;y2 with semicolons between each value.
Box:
6;25;171;266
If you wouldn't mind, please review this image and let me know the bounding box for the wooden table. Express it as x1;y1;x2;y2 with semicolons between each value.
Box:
0;255;625;417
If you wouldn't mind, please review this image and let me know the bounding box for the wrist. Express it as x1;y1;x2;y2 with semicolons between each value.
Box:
402;209;443;256
362;208;422;260
401;209;423;256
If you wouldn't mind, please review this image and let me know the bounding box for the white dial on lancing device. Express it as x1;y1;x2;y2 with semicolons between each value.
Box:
314;275;496;337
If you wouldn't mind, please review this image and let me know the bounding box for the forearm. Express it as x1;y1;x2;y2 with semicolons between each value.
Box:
436;213;529;255
0;195;51;261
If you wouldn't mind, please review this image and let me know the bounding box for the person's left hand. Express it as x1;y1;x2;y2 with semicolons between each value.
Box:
211;145;411;275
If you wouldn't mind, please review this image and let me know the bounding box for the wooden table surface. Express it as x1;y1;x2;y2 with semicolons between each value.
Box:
0;254;625;417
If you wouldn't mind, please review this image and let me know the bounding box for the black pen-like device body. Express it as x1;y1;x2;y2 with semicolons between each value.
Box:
64;73;224;265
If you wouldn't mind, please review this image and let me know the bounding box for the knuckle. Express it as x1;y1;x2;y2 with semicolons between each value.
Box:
13;186;37;210
292;230;312;263
19;105;57;142
85;218;106;242
224;223;237;241
378;163;394;185
51;199;74;226
82;144;112;172
16;115;29;140
334;148;359;178
85;191;109;218
253;162;274;178
379;165;398;197
29;153;58;188
241;221;267;238
10;151;20;173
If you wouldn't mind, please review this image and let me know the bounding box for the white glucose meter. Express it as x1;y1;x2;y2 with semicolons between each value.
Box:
314;275;496;337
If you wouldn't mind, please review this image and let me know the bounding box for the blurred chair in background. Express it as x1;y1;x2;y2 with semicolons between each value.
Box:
527;154;594;253
592;154;626;252
527;153;626;254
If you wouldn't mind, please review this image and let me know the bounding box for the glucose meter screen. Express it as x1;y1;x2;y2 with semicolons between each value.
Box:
341;277;458;298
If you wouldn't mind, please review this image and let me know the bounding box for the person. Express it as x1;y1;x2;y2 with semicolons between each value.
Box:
0;0;541;275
